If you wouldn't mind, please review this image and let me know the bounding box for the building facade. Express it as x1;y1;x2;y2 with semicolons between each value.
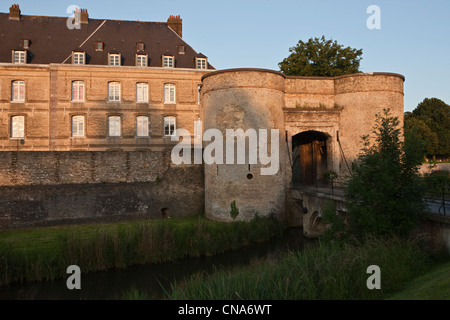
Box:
0;5;213;151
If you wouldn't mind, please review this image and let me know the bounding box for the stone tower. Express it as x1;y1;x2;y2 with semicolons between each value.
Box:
201;68;290;222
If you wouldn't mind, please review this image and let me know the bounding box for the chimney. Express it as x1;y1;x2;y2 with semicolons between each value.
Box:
167;15;182;38
9;4;21;20
79;8;89;24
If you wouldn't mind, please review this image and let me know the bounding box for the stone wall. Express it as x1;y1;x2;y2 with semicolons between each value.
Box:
0;150;204;229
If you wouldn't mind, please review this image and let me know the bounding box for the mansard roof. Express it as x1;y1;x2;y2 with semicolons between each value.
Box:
0;12;214;69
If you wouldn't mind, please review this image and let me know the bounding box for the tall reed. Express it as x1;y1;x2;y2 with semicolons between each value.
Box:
168;236;431;300
0;215;283;286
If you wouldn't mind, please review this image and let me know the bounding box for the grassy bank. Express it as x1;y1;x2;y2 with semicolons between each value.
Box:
0;214;284;286
167;237;442;300
387;261;450;300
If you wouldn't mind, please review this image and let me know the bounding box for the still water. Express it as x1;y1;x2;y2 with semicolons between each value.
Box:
0;228;314;300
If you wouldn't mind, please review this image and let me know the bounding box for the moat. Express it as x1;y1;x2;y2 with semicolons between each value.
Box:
0;228;314;300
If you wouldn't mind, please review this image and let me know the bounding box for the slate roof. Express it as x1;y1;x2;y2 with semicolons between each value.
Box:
0;12;214;69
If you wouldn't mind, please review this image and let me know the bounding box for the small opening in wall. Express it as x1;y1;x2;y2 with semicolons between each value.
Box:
161;207;169;218
247;173;253;180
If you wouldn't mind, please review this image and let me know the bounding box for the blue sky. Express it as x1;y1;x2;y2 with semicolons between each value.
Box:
4;0;450;112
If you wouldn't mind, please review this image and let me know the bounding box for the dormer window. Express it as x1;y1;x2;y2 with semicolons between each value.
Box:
177;45;185;54
136;54;148;67
163;55;174;68
196;57;207;70
137;42;145;51
12;50;26;64
72;52;85;65
109;53;121;66
95;41;104;51
22;39;30;49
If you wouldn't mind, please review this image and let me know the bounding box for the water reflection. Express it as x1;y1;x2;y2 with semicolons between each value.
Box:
0;228;315;300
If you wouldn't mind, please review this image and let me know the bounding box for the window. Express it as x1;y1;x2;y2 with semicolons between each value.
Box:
196;57;207;69
164;116;176;137
11;116;24;138
109;54;121;66
164;84;176;104
72;115;85;137
177;45;185;54
11;80;25;102
71;81;85;102
162;55;174;68
136;116;149;137
95;42;104;51
22;39;30;49
137;42;145;51
108;82;121;102
197;84;201;105
108;116;121;137
136;82;148;103
72;52;85;65
136;55;148;67
13;50;26;64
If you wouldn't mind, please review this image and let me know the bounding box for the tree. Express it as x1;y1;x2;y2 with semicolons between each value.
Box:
404;117;438;156
327;109;425;240
278;36;363;77
407;98;450;157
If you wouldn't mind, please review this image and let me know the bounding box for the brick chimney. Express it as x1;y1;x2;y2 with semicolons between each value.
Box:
79;8;89;24
167;15;182;38
9;4;21;20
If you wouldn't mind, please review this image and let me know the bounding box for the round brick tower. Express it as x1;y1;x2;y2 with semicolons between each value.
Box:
201;68;289;222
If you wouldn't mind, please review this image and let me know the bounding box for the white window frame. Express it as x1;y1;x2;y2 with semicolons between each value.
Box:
108;116;121;137
136;116;149;137
109;53;121;66
136;82;149;103
71;115;85;137
72;52;85;65
71;81;85;102
196;57;207;70
164;116;176;137
162;55;174;68
164;84;176;104
108;82;121;102
12;50;26;64
11;80;25;102
136;54;148;67
11;116;25;138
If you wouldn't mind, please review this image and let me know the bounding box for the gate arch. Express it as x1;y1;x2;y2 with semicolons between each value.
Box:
292;130;330;187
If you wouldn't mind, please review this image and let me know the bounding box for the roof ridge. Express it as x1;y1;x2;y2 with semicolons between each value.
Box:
0;12;165;24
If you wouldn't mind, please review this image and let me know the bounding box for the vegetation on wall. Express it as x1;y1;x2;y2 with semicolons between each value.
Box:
279;36;363;77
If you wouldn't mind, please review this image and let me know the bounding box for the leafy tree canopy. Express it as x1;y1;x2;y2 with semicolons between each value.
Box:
406;98;450;157
404;117;438;156
278;36;363;77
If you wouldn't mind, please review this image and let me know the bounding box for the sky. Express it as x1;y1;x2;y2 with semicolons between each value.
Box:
3;0;450;112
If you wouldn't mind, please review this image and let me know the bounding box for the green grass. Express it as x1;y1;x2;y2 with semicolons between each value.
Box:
0;215;284;286
387;261;450;300
167;237;437;300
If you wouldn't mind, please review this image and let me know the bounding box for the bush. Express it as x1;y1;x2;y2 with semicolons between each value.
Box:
343;109;425;239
